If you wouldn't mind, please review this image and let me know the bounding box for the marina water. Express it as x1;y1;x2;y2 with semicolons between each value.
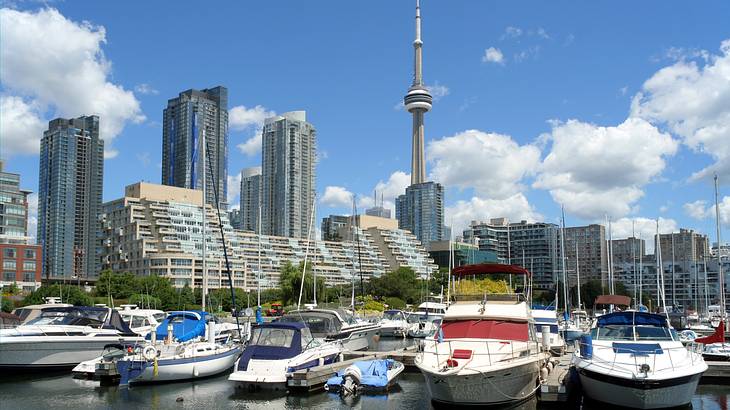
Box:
1;339;727;410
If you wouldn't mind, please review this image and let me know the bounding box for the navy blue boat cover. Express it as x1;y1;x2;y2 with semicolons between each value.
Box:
612;342;663;355
237;322;306;371
597;311;667;327
149;310;208;342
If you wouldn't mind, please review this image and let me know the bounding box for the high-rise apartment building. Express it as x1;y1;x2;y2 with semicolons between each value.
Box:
162;86;228;207
38;116;104;280
321;215;351;242
240;167;262;232
0;161;31;243
564;224;608;286
462;218;561;289
228;209;243;230
611;237;646;265
657;229;709;264
261;111;316;239
396;181;444;248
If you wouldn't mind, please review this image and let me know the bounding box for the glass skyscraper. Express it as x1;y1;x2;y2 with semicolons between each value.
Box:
240;166;262;232
37;116;103;280
396;182;444;248
261;111;316;239
162;86;228;208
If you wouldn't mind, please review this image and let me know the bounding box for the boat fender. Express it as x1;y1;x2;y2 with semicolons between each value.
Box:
143;346;158;361
540;367;549;381
546;362;553;372
193;367;199;377
579;334;592;359
319;358;324;366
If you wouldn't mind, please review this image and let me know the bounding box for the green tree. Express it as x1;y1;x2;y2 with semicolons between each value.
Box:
279;261;326;307
367;267;420;304
94;270;138;299
23;284;93;306
1;297;14;313
2;282;21;296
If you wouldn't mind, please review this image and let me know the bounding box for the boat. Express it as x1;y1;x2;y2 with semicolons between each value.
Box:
0;306;143;370
573;311;707;409
77;310;241;384
325;359;405;396
406;313;441;338
531;307;565;354
10;297;72;324
279;308;380;351
117;305;166;336
228;322;344;390
378;310;409;337
416;263;544;406
695;320;730;361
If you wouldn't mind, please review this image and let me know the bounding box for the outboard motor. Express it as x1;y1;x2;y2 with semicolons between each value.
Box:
341;364;362;396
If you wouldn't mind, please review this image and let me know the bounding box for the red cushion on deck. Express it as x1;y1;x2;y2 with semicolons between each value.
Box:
452;349;472;359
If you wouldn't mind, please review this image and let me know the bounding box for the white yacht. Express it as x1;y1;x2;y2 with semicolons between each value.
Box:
117;305;166;336
0;306;143;370
378;310;409;337
279;308;379;351
573;311;707;409
416;291;543;406
229;322;344;390
531;308;564;354
406;300;447;338
11;297;72;324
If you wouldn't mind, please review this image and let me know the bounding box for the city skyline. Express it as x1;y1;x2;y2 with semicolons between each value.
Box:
2;2;730;246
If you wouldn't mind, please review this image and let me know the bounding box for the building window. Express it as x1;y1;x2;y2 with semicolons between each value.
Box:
3;260;16;270
3;248;16;258
24;249;36;259
23;272;34;283
3;272;14;281
23;261;36;271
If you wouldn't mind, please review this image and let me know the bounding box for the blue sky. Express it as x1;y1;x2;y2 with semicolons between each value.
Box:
1;1;730;248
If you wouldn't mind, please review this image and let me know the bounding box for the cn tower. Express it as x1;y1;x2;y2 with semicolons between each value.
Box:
404;0;432;186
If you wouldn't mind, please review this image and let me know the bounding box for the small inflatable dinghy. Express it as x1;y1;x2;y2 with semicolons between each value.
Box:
325;359;404;396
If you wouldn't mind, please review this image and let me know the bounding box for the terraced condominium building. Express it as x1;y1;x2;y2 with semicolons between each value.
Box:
38;116;103;281
261;111;316;239
162;86;228;208
101;182;436;290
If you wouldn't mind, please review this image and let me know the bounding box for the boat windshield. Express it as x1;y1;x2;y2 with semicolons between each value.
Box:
250;327;295;348
25;310;107;327
408;314;437;324
383;311;402;321
592;325;675;341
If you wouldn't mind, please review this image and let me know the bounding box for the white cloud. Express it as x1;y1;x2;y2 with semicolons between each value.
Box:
482;47;504;64
632;39;730;181
134;83;158;95
536;27;550;40
447;193;543;238
513;45;541;62
27;193;38;243
136;151;151;167
230;104;276;157
611;217;678;253
320;186;354;208
428;130;541;199
358;170;411;214
0;95;45;155
0;8;145;158
501;26;523;40
227;173;242;208
683;197;730;225
534;117;678;220
426;82;449;101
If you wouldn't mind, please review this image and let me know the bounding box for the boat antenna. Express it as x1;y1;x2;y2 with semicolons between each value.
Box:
297;193;317;310
714;174;726;323
205;143;241;337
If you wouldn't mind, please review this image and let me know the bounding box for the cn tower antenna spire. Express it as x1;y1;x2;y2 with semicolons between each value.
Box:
404;0;432;185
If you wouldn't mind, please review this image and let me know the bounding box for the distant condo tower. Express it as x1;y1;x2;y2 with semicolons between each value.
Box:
397;1;444;248
162;86;228;208
404;0;432;185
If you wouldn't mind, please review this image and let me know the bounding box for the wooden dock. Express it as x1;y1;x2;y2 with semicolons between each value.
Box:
287;346;419;392
704;361;730;381
538;353;574;402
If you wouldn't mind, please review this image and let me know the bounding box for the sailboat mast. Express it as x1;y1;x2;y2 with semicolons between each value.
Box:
257;205;262;307
656;220;667;314
632;220;637;305
714;174;726;320
201;126;207;311
671;233;676;308
296;194;316;310
576;241;582;311
639;233;643;307
560;206;569;323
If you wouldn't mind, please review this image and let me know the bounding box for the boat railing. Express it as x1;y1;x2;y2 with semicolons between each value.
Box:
575;340;703;377
422;338;541;371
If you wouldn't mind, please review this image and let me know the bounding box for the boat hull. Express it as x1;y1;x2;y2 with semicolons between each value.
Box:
121;347;241;384
421;360;540;406
0;337;141;370
578;368;702;409
332;326;380;351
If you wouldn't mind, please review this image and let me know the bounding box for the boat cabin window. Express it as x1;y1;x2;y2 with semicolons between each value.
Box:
635;326;674;341
26;310;107;326
12;308;32;321
153;313;166;323
250;327;295;348
592;324;675;341
440;319;529;341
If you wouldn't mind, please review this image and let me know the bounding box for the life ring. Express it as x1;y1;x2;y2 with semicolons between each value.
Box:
143;345;158;361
